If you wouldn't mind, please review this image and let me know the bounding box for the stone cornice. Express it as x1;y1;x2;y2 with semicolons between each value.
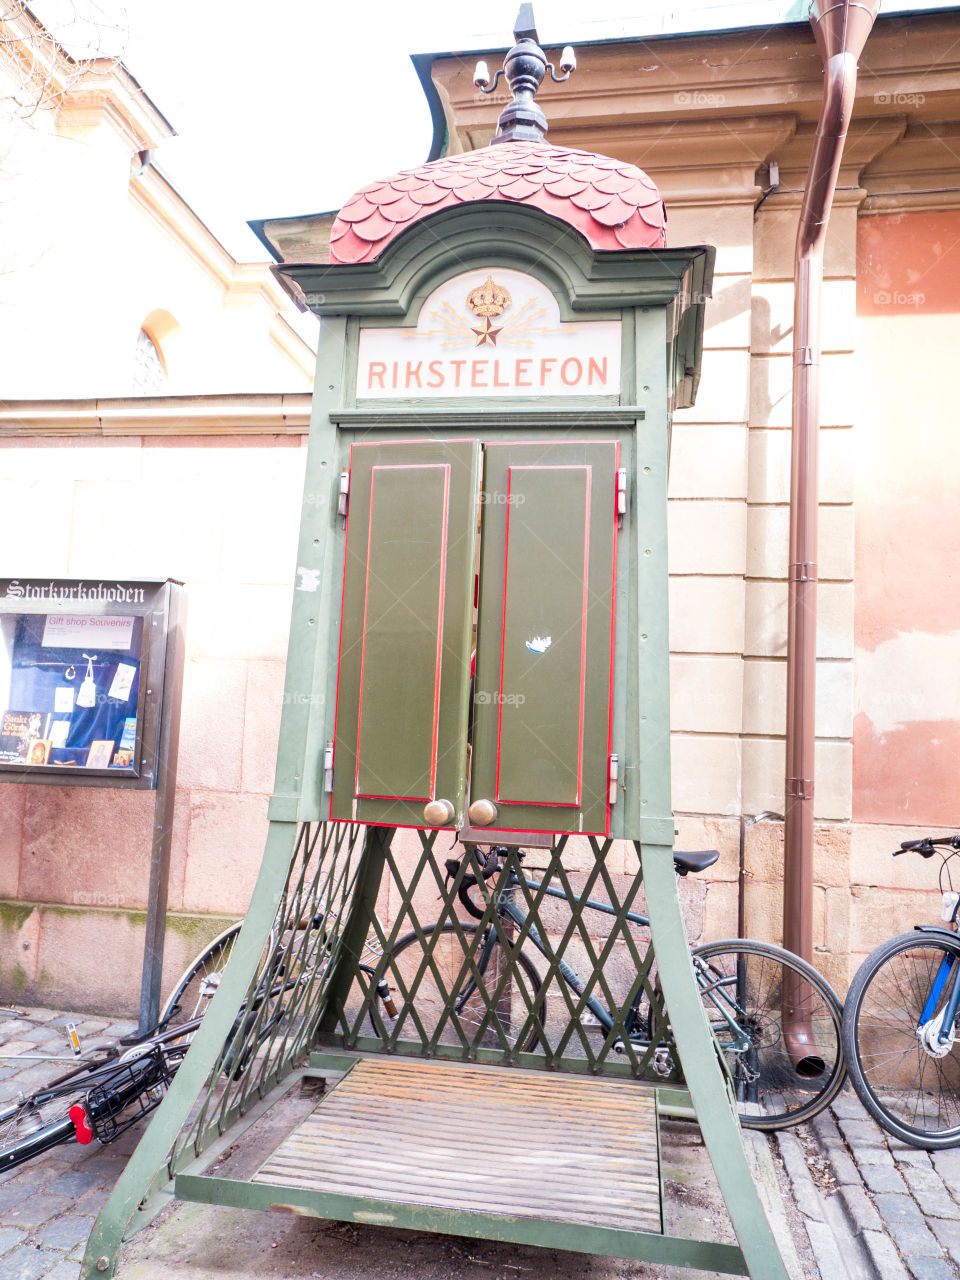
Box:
576;116;799;206
0;3;174;148
130;169;251;291
860;122;960;213
0;394;313;437
54;69;175;151
129;171;316;367
429;12;960;214
756;117;910;212
430;13;960;150
249;214;336;266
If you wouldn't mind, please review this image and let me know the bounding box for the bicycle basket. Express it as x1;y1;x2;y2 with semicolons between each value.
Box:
85;1048;174;1145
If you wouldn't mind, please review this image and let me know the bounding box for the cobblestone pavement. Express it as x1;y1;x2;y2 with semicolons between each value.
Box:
5;1003;960;1278
772;1091;960;1279
0;1006;141;1280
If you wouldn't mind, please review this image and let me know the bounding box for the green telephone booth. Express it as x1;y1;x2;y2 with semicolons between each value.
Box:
83;17;791;1280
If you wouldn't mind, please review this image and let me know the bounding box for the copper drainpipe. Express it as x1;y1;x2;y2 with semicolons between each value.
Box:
782;0;878;1070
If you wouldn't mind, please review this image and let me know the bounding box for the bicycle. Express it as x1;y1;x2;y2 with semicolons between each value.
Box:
373;845;845;1130
842;832;960;1149
0;1007;203;1174
0;910;390;1172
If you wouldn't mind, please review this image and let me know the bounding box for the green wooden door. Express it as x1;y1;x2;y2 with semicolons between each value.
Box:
330;438;480;828
470;439;619;837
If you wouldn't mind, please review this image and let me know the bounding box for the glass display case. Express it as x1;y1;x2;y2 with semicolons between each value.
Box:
0;578;183;789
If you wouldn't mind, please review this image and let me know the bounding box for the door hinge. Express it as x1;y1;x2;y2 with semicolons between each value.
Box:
338;469;350;526
608;753;619;805
323;741;335;792
616;468;627;527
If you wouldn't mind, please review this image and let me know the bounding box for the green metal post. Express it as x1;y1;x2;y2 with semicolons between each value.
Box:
643;846;789;1280
81;819;300;1278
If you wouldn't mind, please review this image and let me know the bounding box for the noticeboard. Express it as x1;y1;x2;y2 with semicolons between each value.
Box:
0;578;184;790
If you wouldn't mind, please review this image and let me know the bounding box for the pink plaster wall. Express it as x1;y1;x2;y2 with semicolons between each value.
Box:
854;211;960;826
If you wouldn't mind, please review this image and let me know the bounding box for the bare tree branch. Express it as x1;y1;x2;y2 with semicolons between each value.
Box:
0;1;128;122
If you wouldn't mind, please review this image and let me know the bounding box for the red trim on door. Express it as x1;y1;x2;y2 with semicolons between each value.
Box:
494;464;591;809
354;463;450;802
604;440;621;835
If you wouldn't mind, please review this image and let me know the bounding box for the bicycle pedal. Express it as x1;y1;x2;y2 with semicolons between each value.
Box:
652;1048;674;1077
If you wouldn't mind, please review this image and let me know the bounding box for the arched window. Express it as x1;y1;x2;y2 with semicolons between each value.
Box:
132;328;166;395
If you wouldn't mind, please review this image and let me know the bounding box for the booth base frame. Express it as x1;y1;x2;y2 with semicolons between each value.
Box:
81;824;790;1280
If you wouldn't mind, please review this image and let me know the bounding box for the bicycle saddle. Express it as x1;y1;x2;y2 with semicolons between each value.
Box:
673;849;720;876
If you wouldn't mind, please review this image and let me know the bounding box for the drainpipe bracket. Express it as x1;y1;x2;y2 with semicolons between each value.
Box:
789;561;818;583
786;777;815;801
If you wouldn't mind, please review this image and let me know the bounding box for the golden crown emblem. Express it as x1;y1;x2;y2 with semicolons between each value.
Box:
466;276;511;319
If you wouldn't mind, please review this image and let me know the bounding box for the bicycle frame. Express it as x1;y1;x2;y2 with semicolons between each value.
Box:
471;863;753;1056
914;925;960;1048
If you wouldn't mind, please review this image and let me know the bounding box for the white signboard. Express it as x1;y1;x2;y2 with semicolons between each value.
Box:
41;614;135;651
357;268;621;400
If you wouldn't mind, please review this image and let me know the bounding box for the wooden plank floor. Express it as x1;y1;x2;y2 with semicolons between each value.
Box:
253;1057;662;1234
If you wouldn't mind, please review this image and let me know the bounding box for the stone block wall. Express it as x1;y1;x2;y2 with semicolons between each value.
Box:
0;430;306;1015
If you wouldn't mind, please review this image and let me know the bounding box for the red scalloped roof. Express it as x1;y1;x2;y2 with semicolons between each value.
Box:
329;141;666;264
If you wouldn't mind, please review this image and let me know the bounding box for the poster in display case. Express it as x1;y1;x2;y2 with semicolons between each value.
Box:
0;578;184;790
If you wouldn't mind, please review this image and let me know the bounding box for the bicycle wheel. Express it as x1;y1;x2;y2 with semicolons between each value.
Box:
160;922;242;1032
384;922;545;1052
0;1106;77;1173
0;1048;146;1172
690;939;845;1130
843;931;960;1148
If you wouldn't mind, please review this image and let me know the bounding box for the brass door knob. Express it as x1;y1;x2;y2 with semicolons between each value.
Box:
423;798;455;826
468;798;498;827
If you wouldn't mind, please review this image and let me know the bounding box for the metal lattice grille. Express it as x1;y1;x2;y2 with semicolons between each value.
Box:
169;820;367;1172
165;823;679;1181
326;833;678;1081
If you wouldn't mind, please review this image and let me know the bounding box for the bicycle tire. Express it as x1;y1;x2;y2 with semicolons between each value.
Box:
160;921;242;1032
0;1045;124;1171
843;931;960;1148
385;922;546;1052
0;1109;76;1173
688;939;845;1130
0;929;243;1173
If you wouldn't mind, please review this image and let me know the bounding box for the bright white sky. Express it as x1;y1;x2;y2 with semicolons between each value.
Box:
34;0;959;261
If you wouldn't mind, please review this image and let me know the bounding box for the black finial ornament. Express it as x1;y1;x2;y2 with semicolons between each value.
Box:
473;5;576;145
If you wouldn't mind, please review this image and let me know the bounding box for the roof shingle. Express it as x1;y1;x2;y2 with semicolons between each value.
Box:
328;141;666;264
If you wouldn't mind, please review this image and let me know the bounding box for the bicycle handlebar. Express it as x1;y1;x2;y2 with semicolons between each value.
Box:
444;846;506;920
444;844;723;918
895;834;960;857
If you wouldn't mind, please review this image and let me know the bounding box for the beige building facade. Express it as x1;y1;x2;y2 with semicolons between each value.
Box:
421;8;960;993
2;7;959;1012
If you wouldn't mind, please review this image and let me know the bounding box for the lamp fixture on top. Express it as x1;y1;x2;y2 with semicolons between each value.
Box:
473;5;576;145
